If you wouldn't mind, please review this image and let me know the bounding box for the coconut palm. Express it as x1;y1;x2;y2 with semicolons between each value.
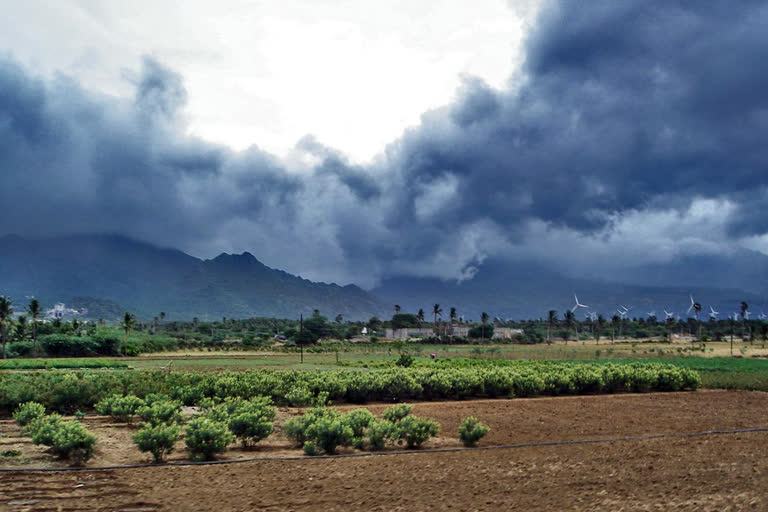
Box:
122;312;136;356
564;310;575;344
335;314;343;324
432;304;442;325
611;314;620;342
0;296;14;359
27;299;40;356
481;312;489;340
693;301;702;341
394;305;401;316
417;309;425;323
596;314;606;344
450;307;457;324
547;310;558;344
741;301;750;343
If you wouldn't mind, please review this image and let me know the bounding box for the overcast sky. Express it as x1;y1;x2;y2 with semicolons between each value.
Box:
2;0;768;287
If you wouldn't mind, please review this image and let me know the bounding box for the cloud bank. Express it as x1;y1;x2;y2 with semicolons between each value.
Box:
2;0;768;287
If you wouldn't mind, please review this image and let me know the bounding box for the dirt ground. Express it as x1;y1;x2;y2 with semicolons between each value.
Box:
1;390;767;511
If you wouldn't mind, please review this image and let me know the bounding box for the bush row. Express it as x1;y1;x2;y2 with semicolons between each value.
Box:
0;363;700;415
13;403;96;465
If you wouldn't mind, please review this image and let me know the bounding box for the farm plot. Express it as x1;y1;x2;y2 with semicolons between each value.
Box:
1;391;767;511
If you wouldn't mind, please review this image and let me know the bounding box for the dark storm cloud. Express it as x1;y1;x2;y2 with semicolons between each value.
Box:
2;0;768;285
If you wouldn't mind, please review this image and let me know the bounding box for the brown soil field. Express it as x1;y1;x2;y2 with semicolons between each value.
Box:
1;390;767;511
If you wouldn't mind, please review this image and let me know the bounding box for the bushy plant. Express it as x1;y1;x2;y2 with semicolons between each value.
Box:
137;399;184;426
109;395;145;423
184;417;234;461
366;420;396;451
29;414;65;446
382;403;413;423
283;407;333;446
302;440;321;456
395;353;414;368
13;401;46;426
227;399;276;448
172;385;204;406
344;409;375;448
133;423;180;462
304;414;353;455
458;416;490;447
49;421;97;465
285;386;313;407
391;416;440;448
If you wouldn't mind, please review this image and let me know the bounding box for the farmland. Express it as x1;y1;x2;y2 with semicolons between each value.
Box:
1;391;767;510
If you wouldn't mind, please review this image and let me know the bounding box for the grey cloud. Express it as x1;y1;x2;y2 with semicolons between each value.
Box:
3;0;768;287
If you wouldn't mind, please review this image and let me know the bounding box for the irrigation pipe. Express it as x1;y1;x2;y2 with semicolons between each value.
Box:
2;426;767;473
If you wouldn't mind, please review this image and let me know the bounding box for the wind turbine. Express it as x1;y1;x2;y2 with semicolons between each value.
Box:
709;306;719;320
760;311;767;321
571;294;589;313
664;310;675;320
687;295;696;316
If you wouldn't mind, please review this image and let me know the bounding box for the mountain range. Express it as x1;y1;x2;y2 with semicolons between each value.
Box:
1;234;766;321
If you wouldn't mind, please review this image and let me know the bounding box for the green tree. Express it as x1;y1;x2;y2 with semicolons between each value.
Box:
432;304;442;325
122;312;136;356
28;298;41;356
741;301;750;343
0;296;13;359
417;309;425;323
450;307;457;324
564;310;575;344
547;310;558;344
394;304;401;316
595;314;606;344
480;312;490;340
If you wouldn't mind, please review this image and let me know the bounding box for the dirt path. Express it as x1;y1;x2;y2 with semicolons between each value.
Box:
2;391;767;511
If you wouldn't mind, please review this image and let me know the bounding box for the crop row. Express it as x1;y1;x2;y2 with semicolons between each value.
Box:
0;363;700;415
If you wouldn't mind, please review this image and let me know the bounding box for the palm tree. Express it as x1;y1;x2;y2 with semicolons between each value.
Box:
160;311;166;324
394;305;401;316
432;304;442;325
547;310;558;344
611;314;620;342
27;298;40;356
741;301;750;344
417;309;425;323
596;314;606;344
122;312;136;356
693;301;702;342
0;296;14;359
15;315;27;341
335;314;343;324
450;307;457;324
564;310;575;344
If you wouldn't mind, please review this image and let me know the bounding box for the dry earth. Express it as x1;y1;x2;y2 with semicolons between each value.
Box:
1;390;767;511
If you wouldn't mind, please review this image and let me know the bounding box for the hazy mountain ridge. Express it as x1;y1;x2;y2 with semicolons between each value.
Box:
0;234;388;321
372;258;767;321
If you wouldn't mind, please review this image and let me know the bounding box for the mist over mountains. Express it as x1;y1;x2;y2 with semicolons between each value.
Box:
1;234;765;322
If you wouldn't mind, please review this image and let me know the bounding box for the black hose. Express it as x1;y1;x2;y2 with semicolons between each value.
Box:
2;427;766;473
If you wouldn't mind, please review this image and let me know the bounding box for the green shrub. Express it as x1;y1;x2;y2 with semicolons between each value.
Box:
367;420;396;451
172;386;204;406
109;395;145;423
458;416;490;447
282;407;333;446
285;387;313;407
133;423;180;463
184;418;234;461
29;414;65;446
304;414;353;455
344;408;375;449
391;416;440;448
382;403;413;423
226;399;276;448
302;441;321;456
137;400;184;426
49;421;96;465
395;353;414;368
13;401;46;426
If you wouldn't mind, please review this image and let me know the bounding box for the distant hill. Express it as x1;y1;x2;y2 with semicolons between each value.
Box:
372;259;766;321
0;234;388;321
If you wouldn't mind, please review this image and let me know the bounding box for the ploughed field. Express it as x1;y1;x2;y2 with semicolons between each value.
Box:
2;390;767;511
